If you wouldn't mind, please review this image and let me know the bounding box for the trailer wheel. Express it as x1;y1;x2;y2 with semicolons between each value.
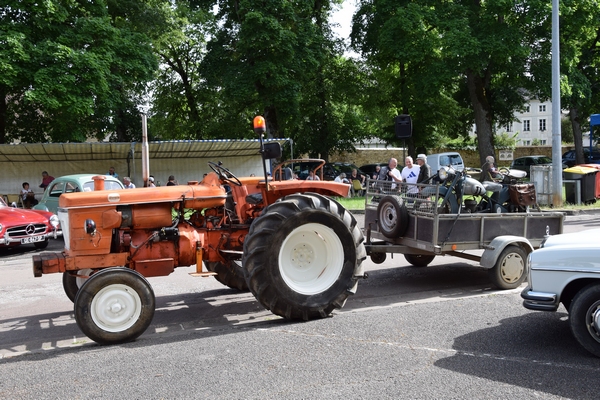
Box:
244;193;365;320
74;268;155;345
205;260;249;291
569;283;600;357
63;269;94;302
377;196;408;238
370;252;386;264
404;254;435;267
488;245;527;289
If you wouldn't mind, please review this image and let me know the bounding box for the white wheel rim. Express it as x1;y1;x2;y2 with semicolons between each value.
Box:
76;269;93;289
90;284;142;333
279;223;345;295
500;252;524;283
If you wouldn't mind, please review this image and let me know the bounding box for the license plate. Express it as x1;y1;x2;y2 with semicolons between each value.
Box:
21;236;44;244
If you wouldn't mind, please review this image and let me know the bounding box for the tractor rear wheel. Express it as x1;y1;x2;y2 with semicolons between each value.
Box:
243;193;365;320
205;260;248;291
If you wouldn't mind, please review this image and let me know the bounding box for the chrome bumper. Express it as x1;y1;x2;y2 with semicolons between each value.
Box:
0;229;62;246
521;287;560;311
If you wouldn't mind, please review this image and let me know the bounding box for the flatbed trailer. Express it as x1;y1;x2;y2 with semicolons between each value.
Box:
363;180;564;289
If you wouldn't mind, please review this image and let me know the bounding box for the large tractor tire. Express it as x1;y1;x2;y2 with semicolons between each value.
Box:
243;193;365;320
74;268;155;345
205;260;249;291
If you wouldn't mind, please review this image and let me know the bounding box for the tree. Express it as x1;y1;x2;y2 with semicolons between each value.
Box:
559;0;600;164
352;0;551;163
0;0;158;144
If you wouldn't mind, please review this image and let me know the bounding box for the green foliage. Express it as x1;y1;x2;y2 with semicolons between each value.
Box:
0;0;160;144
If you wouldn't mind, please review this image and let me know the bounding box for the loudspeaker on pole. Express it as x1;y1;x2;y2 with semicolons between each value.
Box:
395;115;412;139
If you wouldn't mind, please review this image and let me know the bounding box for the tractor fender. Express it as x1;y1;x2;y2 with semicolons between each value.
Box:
480;235;534;269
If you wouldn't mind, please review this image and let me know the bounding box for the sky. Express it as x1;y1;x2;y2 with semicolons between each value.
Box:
330;0;356;39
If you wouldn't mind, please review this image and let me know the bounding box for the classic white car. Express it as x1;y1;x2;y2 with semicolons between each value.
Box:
521;228;600;357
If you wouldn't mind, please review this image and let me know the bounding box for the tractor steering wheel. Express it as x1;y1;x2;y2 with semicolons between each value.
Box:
208;162;242;187
498;167;510;176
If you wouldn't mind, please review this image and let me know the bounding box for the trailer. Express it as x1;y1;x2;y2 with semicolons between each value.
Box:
363;179;564;289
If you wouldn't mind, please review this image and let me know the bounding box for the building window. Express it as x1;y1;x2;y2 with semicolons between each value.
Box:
505;123;513;132
523;120;530;131
525;105;530;113
539;104;546;112
522;140;531;146
539;119;546;131
540;139;547;145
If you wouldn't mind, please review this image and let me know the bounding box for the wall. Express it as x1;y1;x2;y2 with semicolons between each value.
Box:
330;146;577;169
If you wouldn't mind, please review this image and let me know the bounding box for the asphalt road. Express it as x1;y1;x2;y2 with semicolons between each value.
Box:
0;213;599;399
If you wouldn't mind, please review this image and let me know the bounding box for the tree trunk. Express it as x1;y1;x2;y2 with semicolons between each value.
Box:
466;70;495;166
569;107;585;165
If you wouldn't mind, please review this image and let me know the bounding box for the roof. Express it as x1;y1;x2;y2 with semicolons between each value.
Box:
0;139;290;162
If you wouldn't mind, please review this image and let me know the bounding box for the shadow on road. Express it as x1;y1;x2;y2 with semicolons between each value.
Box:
435;312;600;399
0;261;502;361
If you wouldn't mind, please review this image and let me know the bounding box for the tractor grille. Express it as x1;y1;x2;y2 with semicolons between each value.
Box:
6;224;48;238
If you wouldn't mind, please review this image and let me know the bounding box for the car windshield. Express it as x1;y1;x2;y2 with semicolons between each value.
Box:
0;197;7;207
535;157;552;164
82;181;124;191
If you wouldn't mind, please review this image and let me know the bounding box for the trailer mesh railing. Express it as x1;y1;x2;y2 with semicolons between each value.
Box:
365;178;441;216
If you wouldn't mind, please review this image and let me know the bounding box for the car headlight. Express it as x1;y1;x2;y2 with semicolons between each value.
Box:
49;215;60;228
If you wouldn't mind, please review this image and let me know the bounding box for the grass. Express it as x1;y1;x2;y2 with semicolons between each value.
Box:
335;194;600;212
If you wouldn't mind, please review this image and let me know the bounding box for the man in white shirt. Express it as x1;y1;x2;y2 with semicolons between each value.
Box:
401;156;420;194
378;158;402;189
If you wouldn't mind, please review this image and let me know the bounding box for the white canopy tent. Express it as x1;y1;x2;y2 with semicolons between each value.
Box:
0;139;289;196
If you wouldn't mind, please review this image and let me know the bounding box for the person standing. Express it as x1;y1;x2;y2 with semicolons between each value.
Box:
378;158;402;189
166;175;177;186
148;176;156;187
123;177;136;189
107;166;119;179
480;155;499;182
39;171;55;190
401;156;420;194
416;154;431;184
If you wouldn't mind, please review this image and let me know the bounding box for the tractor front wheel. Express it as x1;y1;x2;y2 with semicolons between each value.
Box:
74;268;155;345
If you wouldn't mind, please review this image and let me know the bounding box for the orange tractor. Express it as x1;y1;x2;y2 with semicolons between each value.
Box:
33;117;366;344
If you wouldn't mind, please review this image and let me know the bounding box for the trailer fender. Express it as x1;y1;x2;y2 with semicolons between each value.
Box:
480;236;534;269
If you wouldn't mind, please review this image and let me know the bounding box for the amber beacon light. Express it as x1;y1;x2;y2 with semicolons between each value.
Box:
253;116;266;135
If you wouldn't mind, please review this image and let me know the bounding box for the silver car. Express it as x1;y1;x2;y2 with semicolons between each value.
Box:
522;228;600;357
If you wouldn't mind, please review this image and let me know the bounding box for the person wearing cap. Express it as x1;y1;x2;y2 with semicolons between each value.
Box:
148;175;156;187
480;155;499;182
416;154;431;184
